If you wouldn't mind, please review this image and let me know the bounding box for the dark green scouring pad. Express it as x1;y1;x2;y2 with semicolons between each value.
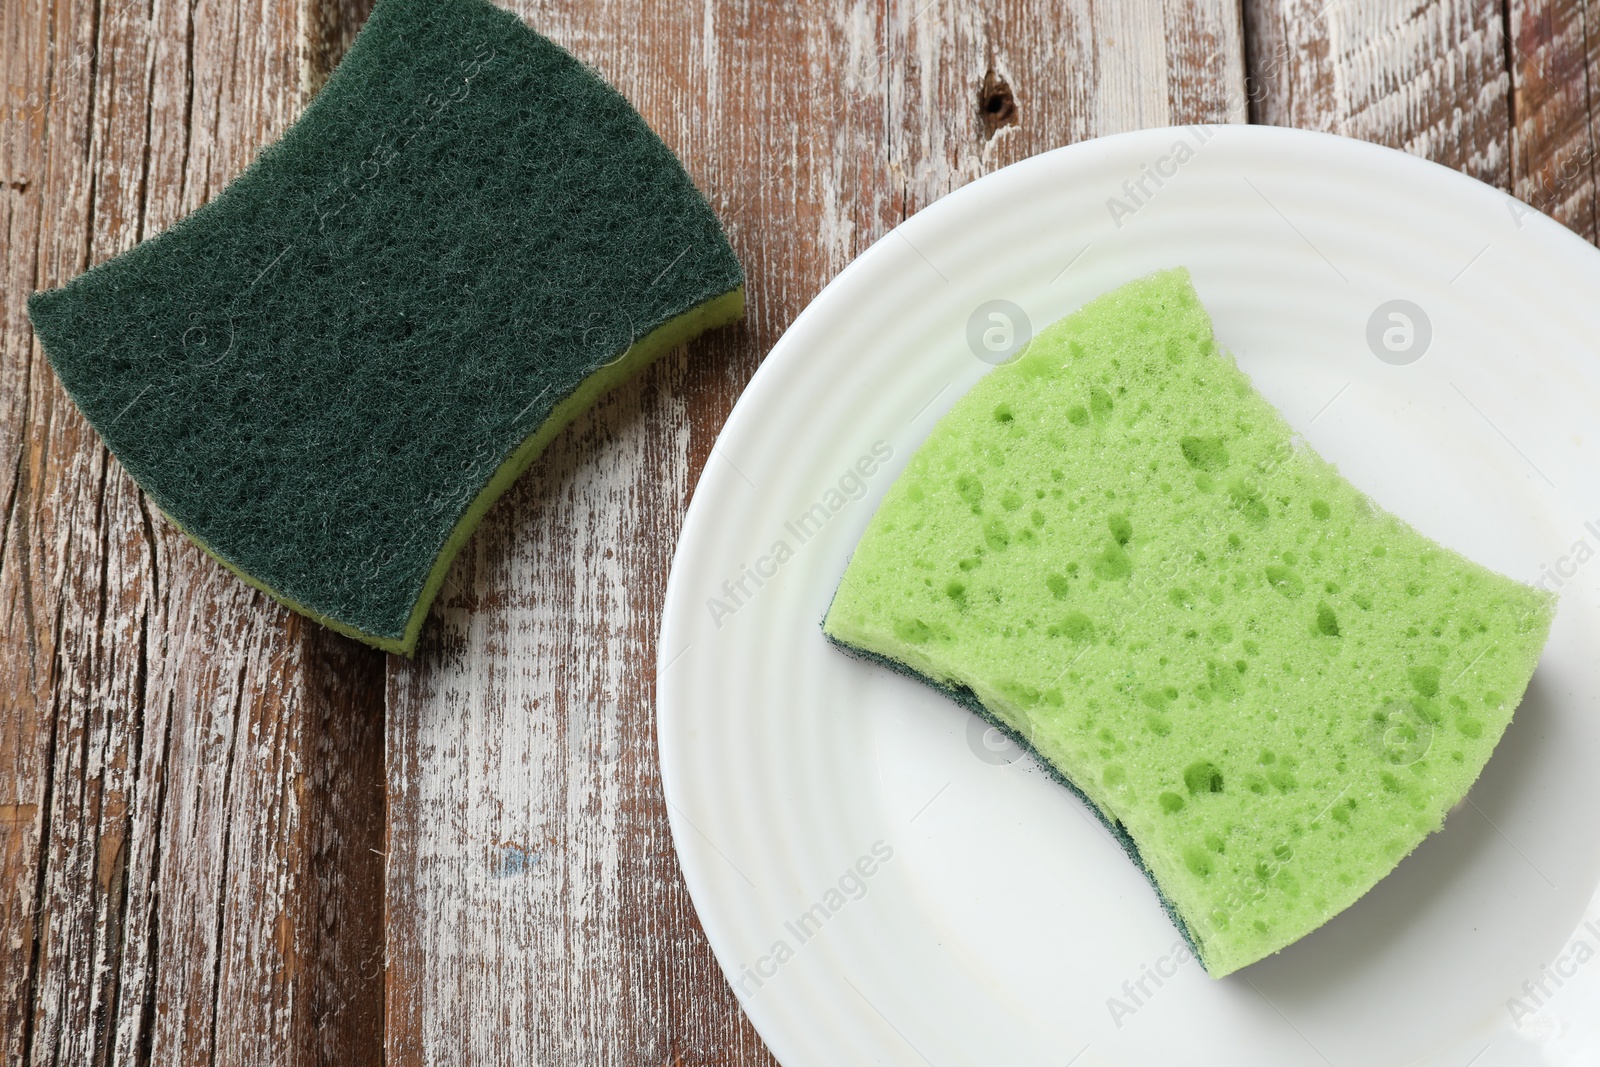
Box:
28;0;743;654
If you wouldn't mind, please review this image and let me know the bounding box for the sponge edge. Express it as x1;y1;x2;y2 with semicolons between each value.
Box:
175;290;743;654
27;0;744;655
824;269;1555;976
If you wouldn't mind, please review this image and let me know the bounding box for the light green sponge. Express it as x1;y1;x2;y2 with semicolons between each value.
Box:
824;268;1554;976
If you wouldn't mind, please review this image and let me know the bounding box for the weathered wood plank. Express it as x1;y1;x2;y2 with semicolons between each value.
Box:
381;1;1245;1064
25;0;1587;1061
1241;0;1599;235
1;1;385;1066
1243;0;1512;187
1506;0;1599;242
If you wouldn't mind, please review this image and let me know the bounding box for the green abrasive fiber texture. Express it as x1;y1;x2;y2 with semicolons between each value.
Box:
27;0;743;654
823;269;1555;977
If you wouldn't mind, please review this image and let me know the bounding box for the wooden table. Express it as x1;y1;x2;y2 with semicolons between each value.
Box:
2;0;1594;1063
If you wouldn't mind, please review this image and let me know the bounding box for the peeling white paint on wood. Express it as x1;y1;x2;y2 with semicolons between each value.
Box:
382;2;1243;1064
6;1;1600;1065
1245;0;1513;187
1;1;385;1065
1507;0;1600;241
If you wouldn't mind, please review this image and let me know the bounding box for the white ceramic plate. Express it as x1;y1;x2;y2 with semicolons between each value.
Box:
657;125;1600;1067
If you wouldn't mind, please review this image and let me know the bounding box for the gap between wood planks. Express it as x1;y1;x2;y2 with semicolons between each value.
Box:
3;0;1596;1066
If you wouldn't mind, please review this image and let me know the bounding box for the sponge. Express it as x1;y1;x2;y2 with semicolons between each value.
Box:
824;269;1554;976
27;0;743;654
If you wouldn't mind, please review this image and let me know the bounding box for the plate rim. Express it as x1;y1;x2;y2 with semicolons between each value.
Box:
656;121;1600;1067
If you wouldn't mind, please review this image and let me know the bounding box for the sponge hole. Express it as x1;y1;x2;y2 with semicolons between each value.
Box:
956;473;984;511
1184;760;1224;795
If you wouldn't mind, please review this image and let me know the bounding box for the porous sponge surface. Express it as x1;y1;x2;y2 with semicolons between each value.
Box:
26;0;743;654
824;269;1555;977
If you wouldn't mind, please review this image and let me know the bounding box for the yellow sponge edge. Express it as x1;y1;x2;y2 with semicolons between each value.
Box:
168;286;743;655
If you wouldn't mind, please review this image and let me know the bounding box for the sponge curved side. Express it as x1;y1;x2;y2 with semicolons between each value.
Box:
162;287;743;655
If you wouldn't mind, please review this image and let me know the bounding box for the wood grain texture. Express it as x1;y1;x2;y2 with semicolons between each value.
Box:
14;0;1597;1064
1507;0;1599;241
1243;0;1513;187
0;1;384;1066
1241;0;1599;236
1243;0;1598;228
381;1;1244;1064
